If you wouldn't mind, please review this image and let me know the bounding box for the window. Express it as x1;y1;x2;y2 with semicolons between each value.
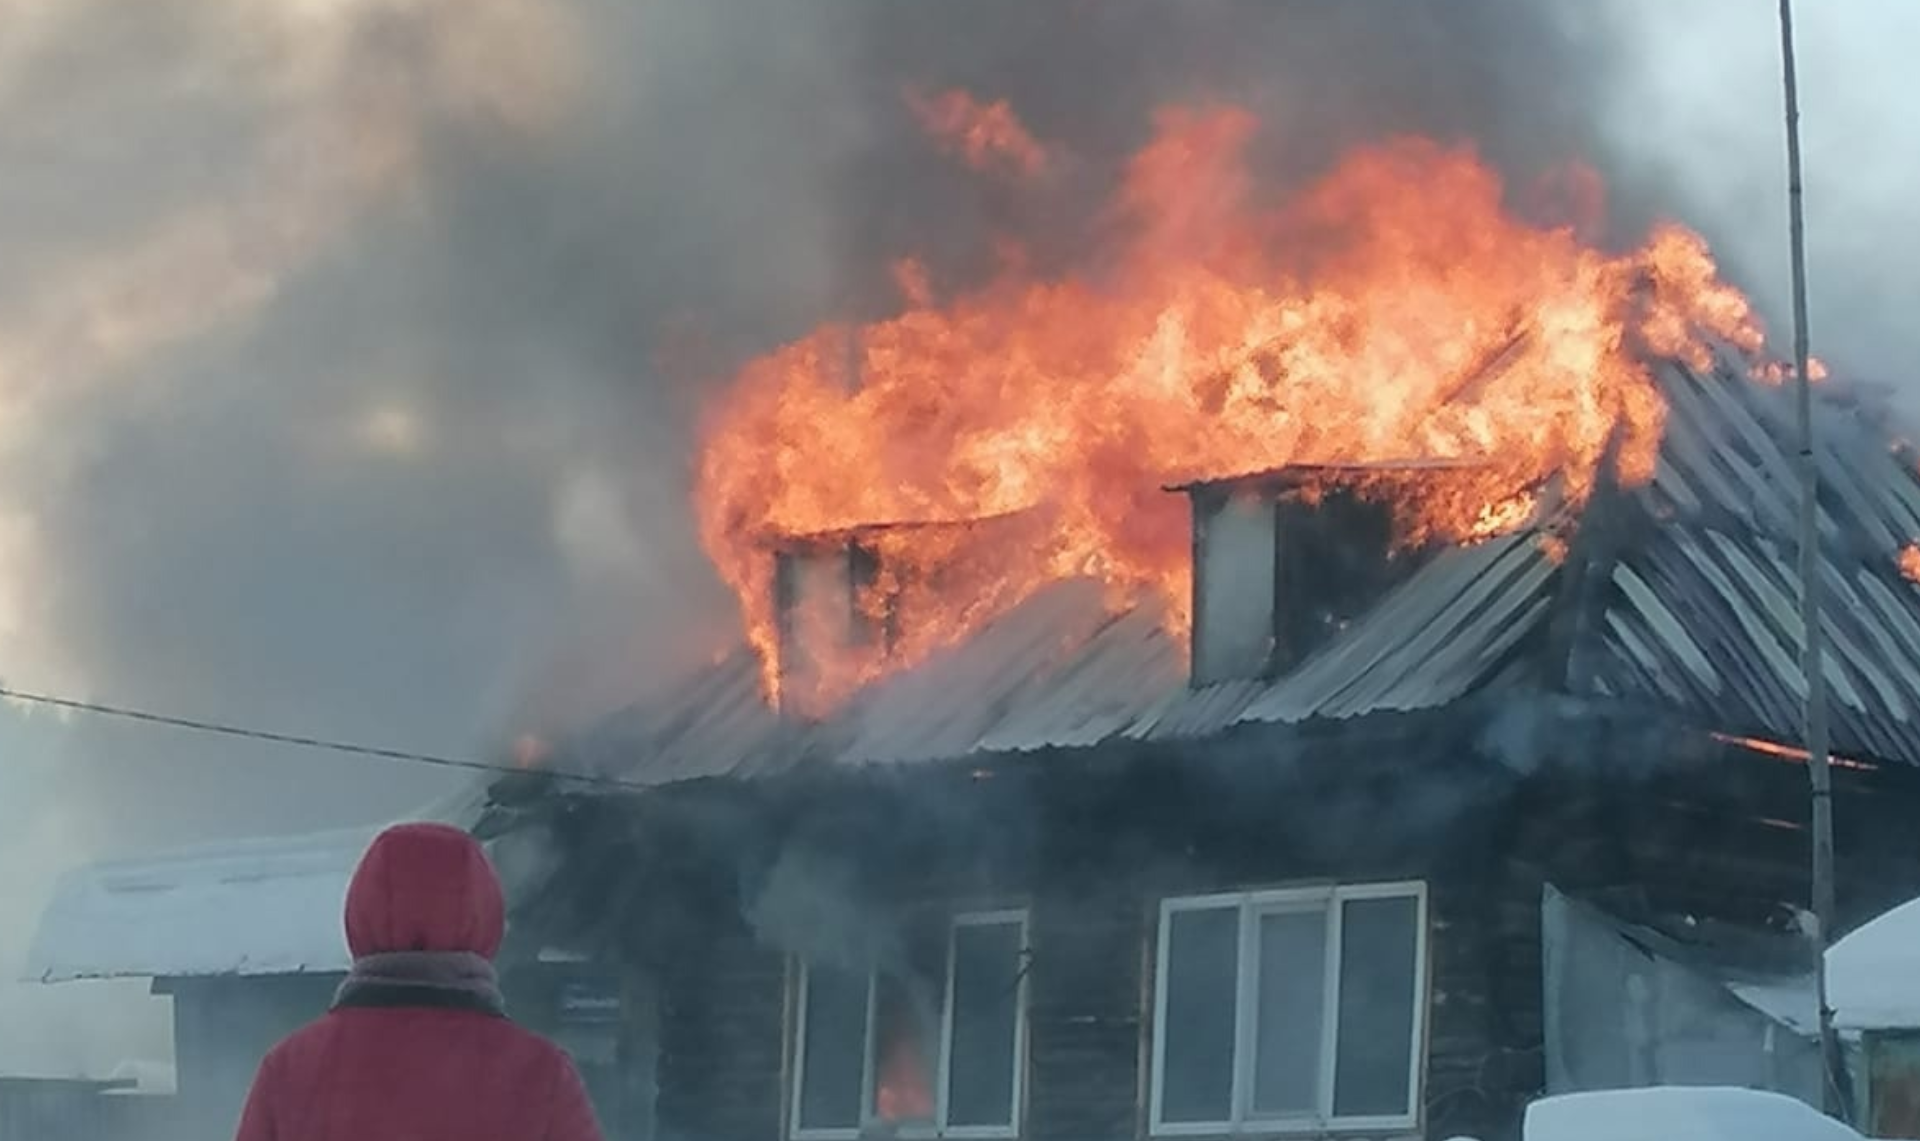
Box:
791;911;1029;1139
1150;883;1428;1135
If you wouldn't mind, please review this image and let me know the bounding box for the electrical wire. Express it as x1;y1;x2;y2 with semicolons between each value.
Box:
0;684;648;791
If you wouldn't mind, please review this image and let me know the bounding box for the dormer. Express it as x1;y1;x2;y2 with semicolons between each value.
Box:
1178;461;1479;686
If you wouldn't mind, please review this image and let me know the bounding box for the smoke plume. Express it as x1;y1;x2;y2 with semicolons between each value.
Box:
0;0;1910;1087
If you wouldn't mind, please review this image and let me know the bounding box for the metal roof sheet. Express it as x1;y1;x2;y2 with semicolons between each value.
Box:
1598;523;1920;762
839;581;1181;765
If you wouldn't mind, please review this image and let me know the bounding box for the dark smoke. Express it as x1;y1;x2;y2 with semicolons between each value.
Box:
2;0;1910;1083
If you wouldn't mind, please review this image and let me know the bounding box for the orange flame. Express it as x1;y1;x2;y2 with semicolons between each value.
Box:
1900;543;1920;584
696;106;1768;706
874;1032;934;1123
512;733;552;770
904;87;1048;179
1712;731;1876;772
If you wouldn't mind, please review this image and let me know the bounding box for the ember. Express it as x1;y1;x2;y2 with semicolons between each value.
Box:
1713;732;1877;773
1900;543;1920;585
696;100;1769;705
903;87;1047;180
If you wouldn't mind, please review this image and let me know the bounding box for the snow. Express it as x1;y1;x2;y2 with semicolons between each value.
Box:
23;825;379;982
24;785;491;983
1829;893;1920;1031
1524;1087;1863;1141
1727;979;1821;1037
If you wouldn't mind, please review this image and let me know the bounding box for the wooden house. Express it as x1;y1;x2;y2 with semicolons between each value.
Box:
480;343;1920;1141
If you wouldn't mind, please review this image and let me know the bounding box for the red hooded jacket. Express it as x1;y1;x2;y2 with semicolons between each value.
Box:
234;823;603;1141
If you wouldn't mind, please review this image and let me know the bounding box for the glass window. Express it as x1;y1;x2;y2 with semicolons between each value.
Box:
797;964;868;1132
946;919;1024;1128
1331;894;1420;1119
871;975;937;1126
1251;908;1327;1116
791;911;1027;1138
1159;906;1239;1123
1150;884;1426;1134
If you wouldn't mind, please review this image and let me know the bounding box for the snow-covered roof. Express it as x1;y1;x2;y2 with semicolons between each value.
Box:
1523;1087;1862;1141
25;785;490;984
26;825;377;982
1829;894;1920;1032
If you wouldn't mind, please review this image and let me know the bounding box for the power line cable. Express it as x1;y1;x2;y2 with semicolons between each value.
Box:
0;684;648;792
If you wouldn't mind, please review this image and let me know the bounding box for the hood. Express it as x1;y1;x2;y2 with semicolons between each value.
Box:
344;822;506;960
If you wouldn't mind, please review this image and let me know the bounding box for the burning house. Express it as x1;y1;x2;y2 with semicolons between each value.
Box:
468;110;1920;1141
27;96;1920;1141
477;328;1920;1141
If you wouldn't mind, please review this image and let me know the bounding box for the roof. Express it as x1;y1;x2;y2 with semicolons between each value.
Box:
1550;883;1818;1035
26;785;491;984
1828;893;1920;1031
558;340;1920;787
26;826;375;983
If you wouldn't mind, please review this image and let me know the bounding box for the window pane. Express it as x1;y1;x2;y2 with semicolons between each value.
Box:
871;974;937;1126
1252;908;1327;1115
1160;906;1238;1123
947;921;1024;1128
798;964;867;1131
1332;895;1421;1119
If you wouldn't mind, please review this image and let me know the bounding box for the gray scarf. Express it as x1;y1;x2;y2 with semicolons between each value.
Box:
331;951;506;1017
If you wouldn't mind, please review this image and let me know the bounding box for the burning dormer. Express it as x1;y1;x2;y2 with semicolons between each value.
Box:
768;513;1036;718
771;528;895;720
1179;460;1491;686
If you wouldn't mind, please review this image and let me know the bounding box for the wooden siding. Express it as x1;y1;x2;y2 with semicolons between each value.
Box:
656;924;787;1141
540;731;1920;1141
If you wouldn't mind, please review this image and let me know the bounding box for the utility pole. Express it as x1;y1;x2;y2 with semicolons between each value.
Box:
1777;0;1847;1121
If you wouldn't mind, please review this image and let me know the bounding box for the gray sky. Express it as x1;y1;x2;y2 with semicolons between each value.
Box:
0;0;1914;1079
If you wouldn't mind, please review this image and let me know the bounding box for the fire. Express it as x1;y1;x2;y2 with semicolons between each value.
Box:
1753;357;1829;385
874;1032;934;1124
1712;732;1876;773
512;733;552;770
696;103;1769;705
1471;491;1541;539
904;87;1047;179
870;978;935;1124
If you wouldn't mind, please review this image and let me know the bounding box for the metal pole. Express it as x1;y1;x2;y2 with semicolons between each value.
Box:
1777;0;1846;1120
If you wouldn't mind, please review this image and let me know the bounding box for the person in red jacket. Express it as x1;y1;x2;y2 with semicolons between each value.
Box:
234;822;603;1141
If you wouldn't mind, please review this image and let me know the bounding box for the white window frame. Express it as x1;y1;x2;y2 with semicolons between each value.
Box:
1148;881;1429;1137
789;909;1030;1141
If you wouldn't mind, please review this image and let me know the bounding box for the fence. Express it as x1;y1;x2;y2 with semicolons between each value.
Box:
0;1079;180;1141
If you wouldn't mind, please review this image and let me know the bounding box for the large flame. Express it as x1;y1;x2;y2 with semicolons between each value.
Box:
696;102;1765;707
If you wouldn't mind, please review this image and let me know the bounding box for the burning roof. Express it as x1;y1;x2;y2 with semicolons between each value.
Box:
561;339;1920;785
695;103;1769;713
553;98;1920;784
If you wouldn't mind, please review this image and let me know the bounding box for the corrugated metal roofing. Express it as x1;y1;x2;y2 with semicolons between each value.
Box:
1602;352;1920;761
834;581;1179;765
565;648;802;783
1128;529;1557;739
568;340;1920;784
1597;524;1920;762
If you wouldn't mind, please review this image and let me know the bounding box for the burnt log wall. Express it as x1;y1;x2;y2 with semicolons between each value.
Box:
586;735;1920;1141
1024;886;1143;1141
656;924;787;1141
